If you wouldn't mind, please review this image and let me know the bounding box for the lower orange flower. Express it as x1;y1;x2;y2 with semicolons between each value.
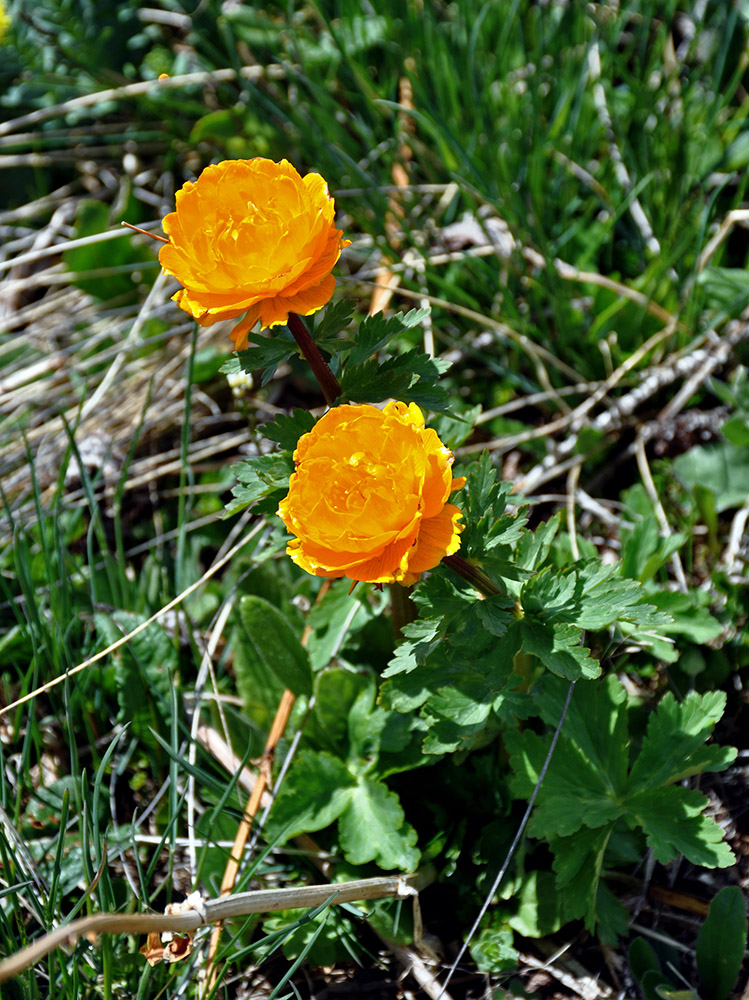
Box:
277;401;466;585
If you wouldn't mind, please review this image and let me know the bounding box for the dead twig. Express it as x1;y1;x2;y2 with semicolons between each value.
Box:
204;580;331;987
515;314;749;495
0;872;434;983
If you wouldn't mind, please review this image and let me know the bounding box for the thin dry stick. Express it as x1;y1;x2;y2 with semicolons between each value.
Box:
0;526;263;720
656;324;745;423
723;498;749;580
588;41;660;256
634;435;688;593
0;873;432;983
204;580;331;988
511;313;749;497
0;225;163;275
203;689;298;987
361;281;584;384
353;227;678;328
697;209;749;273
518;949;614;1000
458;319;679;456
81;270;170;421
566;461;583;561
0;65;287;139
196;723;331;871
368;73;414;318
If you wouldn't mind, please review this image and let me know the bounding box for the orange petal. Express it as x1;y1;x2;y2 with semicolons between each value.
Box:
404;503;464;575
256;274;337;329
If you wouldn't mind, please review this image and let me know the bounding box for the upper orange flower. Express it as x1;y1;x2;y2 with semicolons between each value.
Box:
277;402;466;585
159;158;349;349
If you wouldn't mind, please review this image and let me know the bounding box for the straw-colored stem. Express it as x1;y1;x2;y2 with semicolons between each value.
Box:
0;871;434;983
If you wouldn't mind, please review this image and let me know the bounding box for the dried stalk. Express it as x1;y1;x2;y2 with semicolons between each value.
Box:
204;580;331;984
0;526;264;720
0;872;433;983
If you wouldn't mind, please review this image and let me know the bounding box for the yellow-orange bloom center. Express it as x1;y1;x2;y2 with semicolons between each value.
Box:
277;402;466;585
159;158;350;349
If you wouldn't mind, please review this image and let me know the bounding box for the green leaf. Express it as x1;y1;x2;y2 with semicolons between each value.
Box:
595;881;631;945
340;348;451;411
306;579;372;671
506;871;564;938
345;680;387;773
469;920;518;973
422;679;496;754
520;565;579;620
99;612;175;748
430;404;482;450
338;775;420;870
550;825;612;931
518;620;600;679
520;562;667;633
309;667;373;755
63;200;155;300
312;299;356;344
536;674;630;794
627;785;735;867
237;595;312;696
674;440;749;511
347;308;430;365
696;886;747;1000
507;727;622;837
629;936;661;987
640;970;680;1000
474;595;515;635
515;512;561;571
507;674;736;937
383;619;440;677
721;414;749;446
261;409;316;451
628;691;736;792
460;453;525;566
267;750;355;842
574;565;667;631
654;988;700;1000
221;327;299;378
225;452;294;515
641;591;723;644
722;129;749;169
461;451;503;521
383;576;490;679
697;266;749;312
232;626;288;738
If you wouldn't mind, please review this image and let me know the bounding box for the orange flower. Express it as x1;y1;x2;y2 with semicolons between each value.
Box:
159;158;350;349
277;402;466;585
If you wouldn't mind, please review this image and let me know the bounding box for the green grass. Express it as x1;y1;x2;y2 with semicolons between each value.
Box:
1;1;749;997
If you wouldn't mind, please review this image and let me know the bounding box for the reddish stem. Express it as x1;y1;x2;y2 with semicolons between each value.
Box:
287;313;342;406
442;554;501;597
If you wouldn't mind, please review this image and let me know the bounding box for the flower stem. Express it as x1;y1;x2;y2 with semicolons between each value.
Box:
442;554;501;597
389;582;416;639
287;313;342;406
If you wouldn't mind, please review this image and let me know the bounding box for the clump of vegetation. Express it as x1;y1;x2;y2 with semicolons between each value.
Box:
1;2;748;998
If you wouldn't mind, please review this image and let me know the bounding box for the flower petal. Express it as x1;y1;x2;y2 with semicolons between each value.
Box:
159;157;347;337
404;503;464;575
277;402;466;586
